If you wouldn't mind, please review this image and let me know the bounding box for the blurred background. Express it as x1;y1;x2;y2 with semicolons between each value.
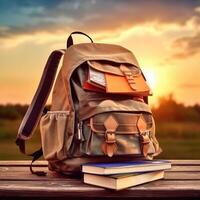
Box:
0;0;200;160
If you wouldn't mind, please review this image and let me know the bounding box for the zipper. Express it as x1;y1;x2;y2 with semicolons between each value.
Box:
86;129;93;155
77;121;84;141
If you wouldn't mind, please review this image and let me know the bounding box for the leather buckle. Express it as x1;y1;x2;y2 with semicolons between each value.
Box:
140;132;150;144
105;131;116;144
139;131;150;157
102;115;118;157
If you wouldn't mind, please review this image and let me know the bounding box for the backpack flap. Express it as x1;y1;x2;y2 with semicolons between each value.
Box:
85;60;152;96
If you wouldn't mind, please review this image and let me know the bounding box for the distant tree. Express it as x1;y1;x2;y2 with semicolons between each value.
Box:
0;104;50;120
153;94;200;122
0;104;20;120
0;104;29;120
193;104;200;114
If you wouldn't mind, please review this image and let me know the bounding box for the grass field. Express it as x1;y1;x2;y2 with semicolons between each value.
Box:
0;119;41;160
0;119;200;160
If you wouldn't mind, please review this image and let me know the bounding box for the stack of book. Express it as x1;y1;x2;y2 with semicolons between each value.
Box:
82;160;171;190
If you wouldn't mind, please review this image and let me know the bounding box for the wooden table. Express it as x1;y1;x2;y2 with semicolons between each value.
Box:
0;160;200;199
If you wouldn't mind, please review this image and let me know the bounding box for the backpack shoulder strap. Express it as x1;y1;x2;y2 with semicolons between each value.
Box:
16;49;65;154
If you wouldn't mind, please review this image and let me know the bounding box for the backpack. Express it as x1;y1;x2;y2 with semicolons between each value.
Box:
16;32;162;175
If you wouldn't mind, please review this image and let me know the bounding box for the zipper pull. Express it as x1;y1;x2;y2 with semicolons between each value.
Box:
77;121;84;141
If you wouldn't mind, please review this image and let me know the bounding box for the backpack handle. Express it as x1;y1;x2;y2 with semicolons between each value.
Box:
67;31;93;48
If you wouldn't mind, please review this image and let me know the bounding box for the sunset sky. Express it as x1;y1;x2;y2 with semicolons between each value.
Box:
0;0;200;106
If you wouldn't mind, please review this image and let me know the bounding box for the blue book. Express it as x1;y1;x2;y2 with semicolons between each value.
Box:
84;171;165;190
82;160;171;175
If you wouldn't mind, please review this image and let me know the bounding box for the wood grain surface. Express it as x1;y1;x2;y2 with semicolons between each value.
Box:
0;160;200;199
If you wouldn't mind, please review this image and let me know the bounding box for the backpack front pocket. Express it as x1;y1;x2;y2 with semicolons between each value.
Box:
80;112;156;158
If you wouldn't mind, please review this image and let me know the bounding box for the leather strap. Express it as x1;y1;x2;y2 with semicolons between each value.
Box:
139;132;150;157
102;115;119;157
16;49;65;154
120;64;140;90
29;148;46;176
67;31;93;48
137;115;150;157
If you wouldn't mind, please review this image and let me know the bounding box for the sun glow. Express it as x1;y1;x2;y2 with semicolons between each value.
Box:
142;68;160;106
143;68;157;91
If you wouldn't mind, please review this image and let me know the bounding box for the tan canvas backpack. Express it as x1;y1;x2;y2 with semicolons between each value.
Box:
16;32;161;175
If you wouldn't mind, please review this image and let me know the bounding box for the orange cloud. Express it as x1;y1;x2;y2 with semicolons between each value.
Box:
172;32;200;58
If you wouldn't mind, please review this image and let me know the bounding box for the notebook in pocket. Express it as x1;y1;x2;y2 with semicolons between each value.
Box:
105;73;152;96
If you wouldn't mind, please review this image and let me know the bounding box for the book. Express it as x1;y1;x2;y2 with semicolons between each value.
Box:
105;73;152;96
84;170;164;190
83;81;105;93
88;67;106;89
82;160;171;175
84;66;152;96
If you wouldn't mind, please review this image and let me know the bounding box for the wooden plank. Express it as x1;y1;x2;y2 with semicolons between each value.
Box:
1;165;200;174
0;160;48;166
165;172;200;180
1;167;200;181
1;172;200;181
0;170;80;181
170;160;200;165
0;162;200;182
167;165;200;172
0;166;48;173
0;160;200;166
0;180;200;198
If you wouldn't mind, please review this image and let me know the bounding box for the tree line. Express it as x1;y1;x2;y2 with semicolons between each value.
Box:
0;95;200;122
152;94;200;122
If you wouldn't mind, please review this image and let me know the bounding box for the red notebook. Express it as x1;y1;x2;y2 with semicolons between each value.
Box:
83;81;105;93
